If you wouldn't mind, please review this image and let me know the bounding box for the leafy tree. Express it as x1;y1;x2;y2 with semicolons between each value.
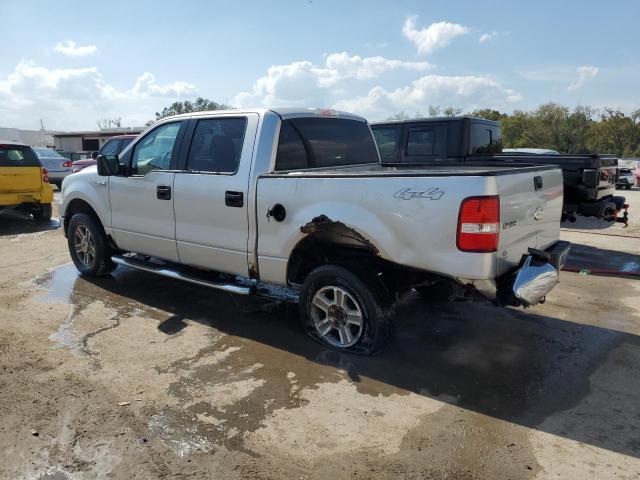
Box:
149;97;230;125
468;109;507;121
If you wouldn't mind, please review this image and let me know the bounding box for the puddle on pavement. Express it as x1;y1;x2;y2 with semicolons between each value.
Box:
30;262;640;462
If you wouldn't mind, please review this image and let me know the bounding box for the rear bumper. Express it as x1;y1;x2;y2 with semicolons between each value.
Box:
0;190;52;206
496;241;571;307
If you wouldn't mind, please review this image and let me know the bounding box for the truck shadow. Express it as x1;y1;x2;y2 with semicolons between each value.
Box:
53;264;640;460
0;210;60;236
564;243;640;276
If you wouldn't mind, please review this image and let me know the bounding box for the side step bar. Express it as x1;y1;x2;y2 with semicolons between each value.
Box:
111;254;253;295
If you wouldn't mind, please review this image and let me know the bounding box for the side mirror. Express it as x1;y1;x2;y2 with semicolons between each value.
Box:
91;151;99;159
97;154;119;176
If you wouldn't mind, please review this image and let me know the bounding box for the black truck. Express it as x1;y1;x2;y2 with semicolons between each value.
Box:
371;117;628;224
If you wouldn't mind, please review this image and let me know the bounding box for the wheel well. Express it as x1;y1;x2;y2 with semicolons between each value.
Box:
63;199;103;236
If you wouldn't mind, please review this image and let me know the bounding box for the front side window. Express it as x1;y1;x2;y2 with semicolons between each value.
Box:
372;127;400;159
275;117;378;171
131;122;181;175
186;118;247;173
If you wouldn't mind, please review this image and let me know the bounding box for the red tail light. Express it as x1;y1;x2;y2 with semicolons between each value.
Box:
42;167;49;184
457;196;500;252
63;160;72;168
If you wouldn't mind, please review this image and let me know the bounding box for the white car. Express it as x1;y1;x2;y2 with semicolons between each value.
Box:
60;108;569;354
617;168;635;190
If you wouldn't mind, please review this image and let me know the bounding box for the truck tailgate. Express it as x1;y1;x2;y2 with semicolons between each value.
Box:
497;168;564;275
0;167;43;193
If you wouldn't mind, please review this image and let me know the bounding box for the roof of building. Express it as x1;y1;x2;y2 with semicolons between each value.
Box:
53;127;145;138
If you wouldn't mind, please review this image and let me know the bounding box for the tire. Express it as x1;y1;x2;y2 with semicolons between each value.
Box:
33;203;52;222
299;264;394;355
67;213;116;276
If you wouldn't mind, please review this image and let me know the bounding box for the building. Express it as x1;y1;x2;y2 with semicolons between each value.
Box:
0;127;55;147
53;127;145;155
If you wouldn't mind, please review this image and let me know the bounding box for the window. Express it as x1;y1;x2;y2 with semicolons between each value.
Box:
33;148;65;159
131;122;181;175
372;127;400;159
407;130;435;156
100;139;121;156
470;124;502;154
0;145;41;167
186;118;247;173
275;117;378;171
82;138;99;151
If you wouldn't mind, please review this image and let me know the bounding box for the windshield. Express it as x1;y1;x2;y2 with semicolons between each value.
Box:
0;144;41;167
34;148;65;158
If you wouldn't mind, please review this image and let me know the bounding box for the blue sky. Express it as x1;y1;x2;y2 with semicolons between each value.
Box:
1;0;638;130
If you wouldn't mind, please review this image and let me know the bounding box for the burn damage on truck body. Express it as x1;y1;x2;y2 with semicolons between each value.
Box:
289;214;452;296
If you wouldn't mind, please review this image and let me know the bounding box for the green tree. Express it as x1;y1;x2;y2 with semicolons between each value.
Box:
468;109;507;121
149;97;230;125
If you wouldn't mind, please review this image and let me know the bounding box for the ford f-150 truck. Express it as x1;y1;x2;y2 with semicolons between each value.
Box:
61;108;569;354
371;117;628;224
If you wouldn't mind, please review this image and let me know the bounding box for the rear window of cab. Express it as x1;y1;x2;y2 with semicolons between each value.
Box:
0;145;41;167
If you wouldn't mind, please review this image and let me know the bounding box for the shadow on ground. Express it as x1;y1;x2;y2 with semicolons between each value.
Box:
0;210;59;236
38;263;640;461
564;243;640;275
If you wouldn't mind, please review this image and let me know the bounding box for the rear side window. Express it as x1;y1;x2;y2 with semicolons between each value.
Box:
186;117;247;173
406;127;446;157
0;145;41;167
275;117;378;171
372;126;400;160
471;124;502;154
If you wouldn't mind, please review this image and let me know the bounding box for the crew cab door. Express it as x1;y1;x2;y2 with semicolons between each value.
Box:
173;114;258;276
109;121;185;261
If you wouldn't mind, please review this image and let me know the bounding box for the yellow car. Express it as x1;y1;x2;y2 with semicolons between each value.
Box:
0;141;54;221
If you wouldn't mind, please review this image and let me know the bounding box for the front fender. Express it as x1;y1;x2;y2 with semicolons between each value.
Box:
61;169;111;232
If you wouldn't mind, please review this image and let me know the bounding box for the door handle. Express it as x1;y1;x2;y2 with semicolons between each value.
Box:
157;185;172;200
225;191;243;207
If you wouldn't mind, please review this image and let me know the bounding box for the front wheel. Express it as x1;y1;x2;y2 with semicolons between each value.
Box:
299;265;394;355
67;213;116;276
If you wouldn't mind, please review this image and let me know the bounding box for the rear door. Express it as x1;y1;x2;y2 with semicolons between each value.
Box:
402;122;447;163
496;168;564;275
173;113;259;276
0;144;42;193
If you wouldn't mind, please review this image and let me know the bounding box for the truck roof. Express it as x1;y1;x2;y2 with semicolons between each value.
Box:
371;116;500;126
161;108;367;123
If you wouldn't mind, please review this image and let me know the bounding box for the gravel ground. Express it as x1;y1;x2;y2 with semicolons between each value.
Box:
0;188;639;479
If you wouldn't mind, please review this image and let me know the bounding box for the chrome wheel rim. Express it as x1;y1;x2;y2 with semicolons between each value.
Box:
310;286;364;348
74;225;96;267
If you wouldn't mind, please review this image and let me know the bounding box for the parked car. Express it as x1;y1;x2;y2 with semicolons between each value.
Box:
371;117;628;224
0;141;54;221
71;135;137;173
61;108;569;354
33;147;72;189
616;167;635;190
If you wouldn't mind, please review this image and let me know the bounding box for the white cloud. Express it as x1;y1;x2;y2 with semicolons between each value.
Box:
0;61;196;129
402;16;470;55
233;52;432;107
568;65;599;91
53;40;97;57
333;75;522;121
479;31;498;43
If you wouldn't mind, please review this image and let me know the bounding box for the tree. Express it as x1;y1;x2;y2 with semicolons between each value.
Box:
149;97;230;125
468;109;507;122
97;117;122;129
442;106;463;117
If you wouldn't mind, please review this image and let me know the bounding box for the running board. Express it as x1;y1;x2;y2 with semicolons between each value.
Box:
111;254;253;295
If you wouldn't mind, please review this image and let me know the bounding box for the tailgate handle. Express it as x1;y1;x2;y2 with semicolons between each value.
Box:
225;191;244;208
534;176;543;190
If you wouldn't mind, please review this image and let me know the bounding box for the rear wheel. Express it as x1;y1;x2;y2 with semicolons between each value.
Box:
33;203;52;222
67;213;116;276
299;265;394;355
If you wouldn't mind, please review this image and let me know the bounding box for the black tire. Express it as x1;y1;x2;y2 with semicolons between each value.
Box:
33;203;52;222
299;264;394;355
67;213;116;276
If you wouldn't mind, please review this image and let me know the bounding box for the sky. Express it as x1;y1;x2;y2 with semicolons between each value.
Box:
0;0;639;131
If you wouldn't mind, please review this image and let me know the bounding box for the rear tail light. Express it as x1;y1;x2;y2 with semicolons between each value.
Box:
42;167;49;184
63;160;72;168
457;196;500;252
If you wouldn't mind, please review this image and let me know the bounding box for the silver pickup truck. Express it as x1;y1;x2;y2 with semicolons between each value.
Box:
60;108;570;354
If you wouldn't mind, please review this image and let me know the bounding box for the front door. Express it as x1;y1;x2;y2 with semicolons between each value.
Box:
109;121;184;261
173;114;258;276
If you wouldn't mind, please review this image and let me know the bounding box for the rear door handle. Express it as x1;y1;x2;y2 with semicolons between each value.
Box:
157;185;171;200
225;191;243;207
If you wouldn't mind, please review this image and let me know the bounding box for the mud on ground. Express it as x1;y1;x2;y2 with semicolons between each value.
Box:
1;192;640;479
